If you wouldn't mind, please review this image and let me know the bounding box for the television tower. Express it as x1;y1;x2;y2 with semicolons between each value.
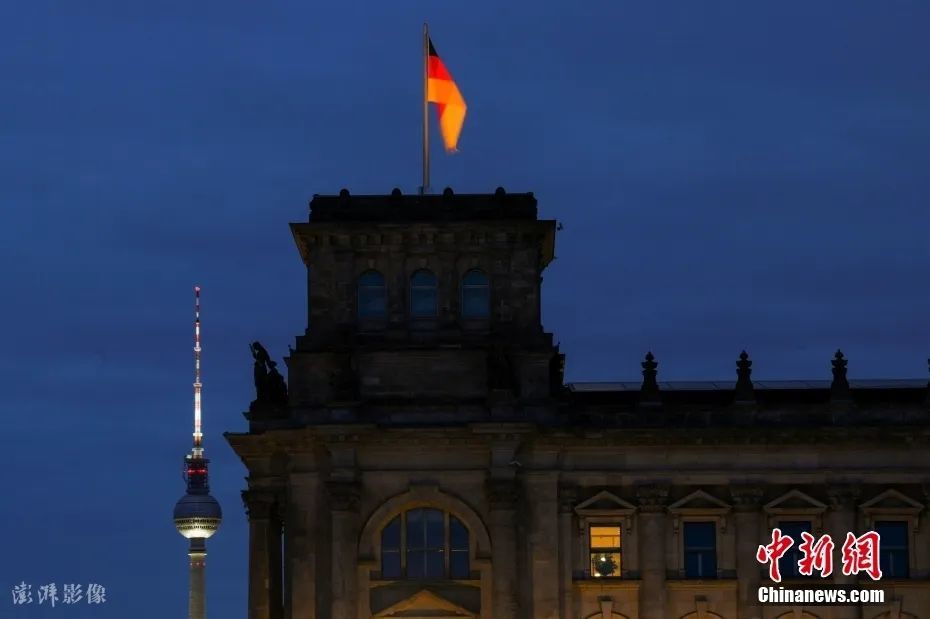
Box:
174;286;222;619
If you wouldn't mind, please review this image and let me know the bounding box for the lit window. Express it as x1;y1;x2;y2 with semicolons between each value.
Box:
410;270;438;317
589;525;622;577
683;522;717;579
777;521;811;578
875;521;909;578
378;508;470;580
357;271;386;319
461;269;490;318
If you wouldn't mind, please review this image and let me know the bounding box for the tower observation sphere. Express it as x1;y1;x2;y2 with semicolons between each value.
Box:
174;490;223;539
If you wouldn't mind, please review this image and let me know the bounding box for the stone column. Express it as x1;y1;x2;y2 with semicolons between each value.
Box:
268;505;284;619
487;477;519;619
328;480;360;619
527;472;560;619
558;485;576;619
636;484;669;619
730;485;764;619
286;473;321;618
828;484;862;619
243;489;278;619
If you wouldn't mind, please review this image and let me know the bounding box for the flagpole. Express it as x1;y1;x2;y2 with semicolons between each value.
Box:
421;22;430;195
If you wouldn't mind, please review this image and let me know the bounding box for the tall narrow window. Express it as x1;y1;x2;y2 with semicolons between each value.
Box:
461;269;490;318
683;522;717;579
410;270;438;317
357;270;387;319
380;516;401;578
449;516;470;578
777;521;811;578
875;521;909;578
405;508;444;579
589;525;622;577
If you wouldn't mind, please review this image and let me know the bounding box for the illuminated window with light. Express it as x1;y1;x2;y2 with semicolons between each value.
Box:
460;269;490;318
357;270;387;319
409;270;438;317
379;508;470;580
589;525;622;578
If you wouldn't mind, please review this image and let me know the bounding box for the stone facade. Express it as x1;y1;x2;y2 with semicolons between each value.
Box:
225;189;930;619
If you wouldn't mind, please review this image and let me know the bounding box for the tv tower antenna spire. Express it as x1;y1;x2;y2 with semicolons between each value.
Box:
174;285;222;619
193;285;203;457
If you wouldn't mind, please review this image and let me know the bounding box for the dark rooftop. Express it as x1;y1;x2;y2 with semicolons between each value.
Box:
568;379;928;392
307;187;538;222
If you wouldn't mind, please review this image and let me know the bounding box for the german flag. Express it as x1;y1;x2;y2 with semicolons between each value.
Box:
427;38;467;152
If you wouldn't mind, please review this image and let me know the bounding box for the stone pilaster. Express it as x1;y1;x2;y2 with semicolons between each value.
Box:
286;473;321;618
636;483;669;619
328;479;360;619
731;485;765;619
526;472;559;619
487;477;520;619
827;484;862;619
268;506;283;619
242;488;281;619
558;484;577;619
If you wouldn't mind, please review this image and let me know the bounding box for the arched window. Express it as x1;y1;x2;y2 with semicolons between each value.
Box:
379;508;470;580
460;269;490;319
409;270;438;318
357;270;386;319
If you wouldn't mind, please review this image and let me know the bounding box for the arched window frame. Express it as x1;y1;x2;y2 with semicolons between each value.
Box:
356;270;387;320
460;269;490;319
409;269;438;318
378;508;471;580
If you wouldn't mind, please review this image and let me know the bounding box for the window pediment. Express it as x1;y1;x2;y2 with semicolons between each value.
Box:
575;491;637;516
669;491;731;534
860;489;924;532
668;490;731;514
575;491;636;533
764;490;827;515
763;490;828;531
859;489;924;513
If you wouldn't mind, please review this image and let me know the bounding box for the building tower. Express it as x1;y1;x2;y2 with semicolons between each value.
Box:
174;285;222;619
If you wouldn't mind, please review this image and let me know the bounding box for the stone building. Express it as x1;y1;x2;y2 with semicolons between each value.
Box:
225;189;930;619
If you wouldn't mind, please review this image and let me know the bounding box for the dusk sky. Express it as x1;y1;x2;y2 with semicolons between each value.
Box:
2;1;929;617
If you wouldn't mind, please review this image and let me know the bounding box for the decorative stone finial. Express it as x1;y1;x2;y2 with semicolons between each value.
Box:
830;349;851;401
390;187;402;197
640;352;660;404
442;187;454;198
495;186;506;196
338;188;350;198
734;350;755;403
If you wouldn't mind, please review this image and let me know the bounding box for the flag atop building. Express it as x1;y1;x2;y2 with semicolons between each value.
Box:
426;37;467;153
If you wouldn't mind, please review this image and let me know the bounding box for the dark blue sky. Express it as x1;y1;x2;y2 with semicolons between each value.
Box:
2;1;928;617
